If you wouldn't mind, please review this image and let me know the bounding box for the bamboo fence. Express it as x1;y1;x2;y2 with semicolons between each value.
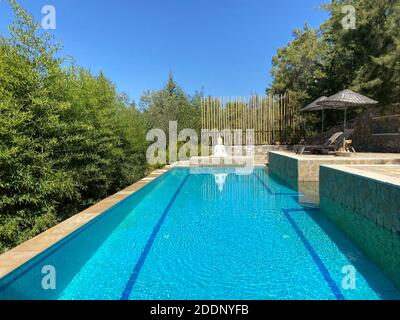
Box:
201;93;300;145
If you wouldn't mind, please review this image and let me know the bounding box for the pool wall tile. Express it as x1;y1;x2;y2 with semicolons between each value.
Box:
319;165;400;289
268;152;299;189
269;151;400;184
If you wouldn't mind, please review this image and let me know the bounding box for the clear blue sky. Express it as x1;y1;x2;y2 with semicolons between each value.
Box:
0;0;328;102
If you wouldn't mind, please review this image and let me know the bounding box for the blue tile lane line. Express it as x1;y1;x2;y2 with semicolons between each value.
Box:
120;174;191;300
254;172;299;196
254;172;344;300
0;184;143;290
282;208;345;300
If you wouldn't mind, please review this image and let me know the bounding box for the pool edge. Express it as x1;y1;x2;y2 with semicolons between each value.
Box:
0;167;172;280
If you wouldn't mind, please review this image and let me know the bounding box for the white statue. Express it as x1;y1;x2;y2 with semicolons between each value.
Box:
213;136;227;157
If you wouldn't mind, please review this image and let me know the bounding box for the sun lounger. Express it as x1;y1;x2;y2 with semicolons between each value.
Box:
303;129;355;155
318;129;355;154
294;131;343;155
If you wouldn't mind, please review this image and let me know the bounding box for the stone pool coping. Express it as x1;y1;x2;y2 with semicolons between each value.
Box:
320;164;400;188
270;151;400;161
0;167;172;279
268;151;400;186
172;160;267;168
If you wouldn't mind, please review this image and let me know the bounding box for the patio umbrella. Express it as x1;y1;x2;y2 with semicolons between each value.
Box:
301;96;328;133
317;89;378;130
317;89;378;149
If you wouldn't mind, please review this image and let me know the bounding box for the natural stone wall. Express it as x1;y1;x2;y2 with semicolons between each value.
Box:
320;166;400;288
353;107;400;153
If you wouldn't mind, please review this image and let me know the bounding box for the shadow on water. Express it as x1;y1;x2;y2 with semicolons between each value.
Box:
267;168;320;207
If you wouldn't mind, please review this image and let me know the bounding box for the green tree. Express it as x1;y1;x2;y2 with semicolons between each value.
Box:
270;25;329;101
321;0;400;104
269;0;400;134
0;0;148;252
141;73;202;136
0;0;76;249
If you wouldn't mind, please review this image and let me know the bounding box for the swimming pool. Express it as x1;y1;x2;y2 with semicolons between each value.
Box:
0;167;399;300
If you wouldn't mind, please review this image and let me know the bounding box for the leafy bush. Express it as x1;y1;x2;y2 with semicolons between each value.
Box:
0;1;147;253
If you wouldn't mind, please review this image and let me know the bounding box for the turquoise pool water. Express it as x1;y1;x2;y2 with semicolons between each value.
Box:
1;167;399;300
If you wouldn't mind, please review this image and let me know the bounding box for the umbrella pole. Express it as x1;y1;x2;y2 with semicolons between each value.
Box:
343;107;347;149
322;109;324;134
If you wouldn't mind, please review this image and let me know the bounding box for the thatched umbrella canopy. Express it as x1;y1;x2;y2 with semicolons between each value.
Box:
317;89;378;130
301;96;328;112
301;96;328;133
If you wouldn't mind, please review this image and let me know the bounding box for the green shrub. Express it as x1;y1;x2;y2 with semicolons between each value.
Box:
0;1;147;253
